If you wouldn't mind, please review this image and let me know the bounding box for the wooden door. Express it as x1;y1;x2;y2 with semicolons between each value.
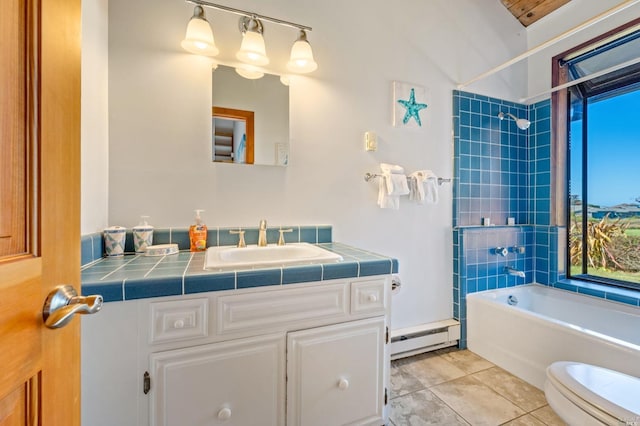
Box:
0;0;81;424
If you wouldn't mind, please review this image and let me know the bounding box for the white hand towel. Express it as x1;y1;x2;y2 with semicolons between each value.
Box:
386;173;409;196
409;170;439;204
423;170;439;204
378;178;399;209
377;164;409;209
408;171;426;203
380;163;404;174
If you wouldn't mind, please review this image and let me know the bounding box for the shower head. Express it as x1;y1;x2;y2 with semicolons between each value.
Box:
498;111;530;130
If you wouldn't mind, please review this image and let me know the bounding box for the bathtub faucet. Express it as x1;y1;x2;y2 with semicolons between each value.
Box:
504;266;525;278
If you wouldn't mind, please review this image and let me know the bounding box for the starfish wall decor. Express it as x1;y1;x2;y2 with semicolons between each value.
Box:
392;81;429;128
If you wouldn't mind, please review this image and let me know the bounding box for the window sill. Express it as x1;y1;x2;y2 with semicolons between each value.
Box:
554;278;640;307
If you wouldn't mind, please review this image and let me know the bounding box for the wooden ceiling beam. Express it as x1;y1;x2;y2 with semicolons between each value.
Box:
500;0;572;27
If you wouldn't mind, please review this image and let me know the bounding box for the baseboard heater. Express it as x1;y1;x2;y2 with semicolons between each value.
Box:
390;319;460;360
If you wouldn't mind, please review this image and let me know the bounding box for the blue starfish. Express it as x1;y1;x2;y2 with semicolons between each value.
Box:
397;88;428;126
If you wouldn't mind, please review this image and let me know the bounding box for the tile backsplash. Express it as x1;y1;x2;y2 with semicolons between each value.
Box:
81;225;333;267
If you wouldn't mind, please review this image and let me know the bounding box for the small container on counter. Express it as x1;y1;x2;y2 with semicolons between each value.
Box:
189;209;207;252
133;216;154;253
104;226;126;256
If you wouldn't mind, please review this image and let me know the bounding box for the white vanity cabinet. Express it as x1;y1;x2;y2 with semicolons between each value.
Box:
81;277;390;426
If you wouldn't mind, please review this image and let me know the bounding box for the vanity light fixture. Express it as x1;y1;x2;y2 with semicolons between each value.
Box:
498;111;531;130
182;0;317;76
181;5;219;56
236;16;269;66
287;30;317;73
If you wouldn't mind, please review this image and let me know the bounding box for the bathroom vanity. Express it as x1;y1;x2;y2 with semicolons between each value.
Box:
80;235;395;426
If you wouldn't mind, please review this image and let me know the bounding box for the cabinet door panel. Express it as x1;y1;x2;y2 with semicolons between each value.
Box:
150;333;285;426
287;317;385;426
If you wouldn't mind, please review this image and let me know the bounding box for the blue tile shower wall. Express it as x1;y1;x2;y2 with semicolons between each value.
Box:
529;99;552;226
453;90;529;227
453;92;554;348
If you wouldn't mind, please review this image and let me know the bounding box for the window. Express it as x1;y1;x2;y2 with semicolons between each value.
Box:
555;20;640;289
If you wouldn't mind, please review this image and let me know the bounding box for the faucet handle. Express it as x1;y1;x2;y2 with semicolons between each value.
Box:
277;229;293;246
493;247;508;257
510;245;526;254
229;229;246;248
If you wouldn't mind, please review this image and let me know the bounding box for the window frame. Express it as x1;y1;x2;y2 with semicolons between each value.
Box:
553;17;640;291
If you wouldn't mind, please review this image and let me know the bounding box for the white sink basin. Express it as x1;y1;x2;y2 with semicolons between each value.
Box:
205;243;343;270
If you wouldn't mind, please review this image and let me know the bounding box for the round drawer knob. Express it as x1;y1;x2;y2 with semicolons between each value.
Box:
173;319;185;329
338;378;349;390
217;407;232;420
367;294;378;303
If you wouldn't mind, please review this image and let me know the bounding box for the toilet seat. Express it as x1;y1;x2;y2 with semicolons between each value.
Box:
546;361;640;425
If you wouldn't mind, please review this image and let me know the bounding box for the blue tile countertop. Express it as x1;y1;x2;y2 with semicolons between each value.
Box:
82;243;399;303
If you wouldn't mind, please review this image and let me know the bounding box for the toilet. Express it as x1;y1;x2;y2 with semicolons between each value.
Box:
544;361;640;425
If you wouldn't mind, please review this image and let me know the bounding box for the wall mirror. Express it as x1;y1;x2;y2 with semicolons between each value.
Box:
212;65;290;166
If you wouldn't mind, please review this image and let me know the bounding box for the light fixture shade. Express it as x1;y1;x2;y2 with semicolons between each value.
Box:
181;6;219;56
287;31;317;73
235;66;264;80
236;29;269;66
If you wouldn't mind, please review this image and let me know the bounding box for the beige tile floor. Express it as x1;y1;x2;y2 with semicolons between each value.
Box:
389;348;567;426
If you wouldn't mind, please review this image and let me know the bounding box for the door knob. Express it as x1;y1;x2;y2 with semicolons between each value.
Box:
42;285;103;329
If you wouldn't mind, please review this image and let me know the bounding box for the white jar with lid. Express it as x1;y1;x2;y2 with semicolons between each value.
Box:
132;216;154;253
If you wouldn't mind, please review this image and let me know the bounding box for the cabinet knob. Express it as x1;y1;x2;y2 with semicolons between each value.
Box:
367;294;378;303
173;319;185;329
337;378;349;390
217;407;232;420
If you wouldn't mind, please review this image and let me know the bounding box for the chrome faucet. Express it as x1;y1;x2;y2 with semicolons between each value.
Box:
504;266;525;278
258;219;268;247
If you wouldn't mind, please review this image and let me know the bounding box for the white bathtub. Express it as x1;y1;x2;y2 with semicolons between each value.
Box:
467;284;640;389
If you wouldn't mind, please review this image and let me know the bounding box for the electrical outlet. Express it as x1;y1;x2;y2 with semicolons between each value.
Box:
364;131;377;151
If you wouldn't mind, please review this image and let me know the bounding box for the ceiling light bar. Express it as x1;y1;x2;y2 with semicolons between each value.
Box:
182;0;317;76
186;0;312;32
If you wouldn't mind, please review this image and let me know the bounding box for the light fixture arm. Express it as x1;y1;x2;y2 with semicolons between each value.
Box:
239;16;264;35
186;0;312;32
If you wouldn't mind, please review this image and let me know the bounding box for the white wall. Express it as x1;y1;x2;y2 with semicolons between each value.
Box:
84;0;527;329
81;0;109;234
526;0;640;100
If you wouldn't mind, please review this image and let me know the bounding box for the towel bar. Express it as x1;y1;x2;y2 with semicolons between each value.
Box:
364;172;451;186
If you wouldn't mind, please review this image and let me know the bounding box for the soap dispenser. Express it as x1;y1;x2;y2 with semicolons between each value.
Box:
189;209;208;252
132;215;154;253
